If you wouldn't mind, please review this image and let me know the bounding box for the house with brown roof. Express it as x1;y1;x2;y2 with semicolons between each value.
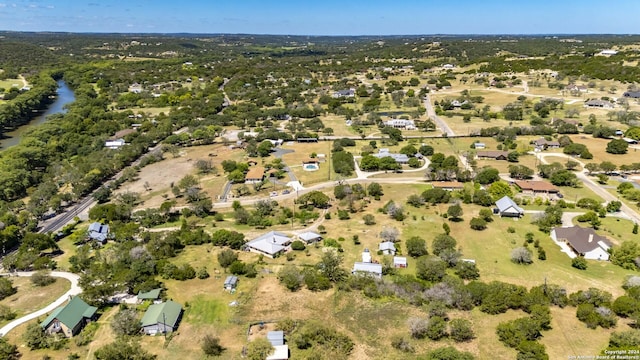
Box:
551;226;612;260
514;180;560;199
302;158;320;165
476;150;509;160
532;138;560;150
245;166;265;184
431;181;464;191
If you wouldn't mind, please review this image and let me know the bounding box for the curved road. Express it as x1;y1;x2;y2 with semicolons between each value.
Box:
0;271;81;337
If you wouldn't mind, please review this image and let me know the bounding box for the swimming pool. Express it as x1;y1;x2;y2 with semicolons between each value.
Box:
303;163;319;171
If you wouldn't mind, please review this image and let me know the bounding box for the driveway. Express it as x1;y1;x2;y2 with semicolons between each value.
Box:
0;271;81;337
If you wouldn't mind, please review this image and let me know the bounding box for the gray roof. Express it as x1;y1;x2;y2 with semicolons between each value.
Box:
246;231;291;255
553;226;612;254
379;241;396;252
267;331;284;346
352;262;383;276
88;222;109;242
372;152;410;163
495;196;524;214
298;231;322;242
224;276;238;287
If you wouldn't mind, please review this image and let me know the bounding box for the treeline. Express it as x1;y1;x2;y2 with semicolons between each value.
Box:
0;73;58;136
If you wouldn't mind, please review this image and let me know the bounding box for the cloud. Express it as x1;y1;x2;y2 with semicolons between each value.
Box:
0;4;6;8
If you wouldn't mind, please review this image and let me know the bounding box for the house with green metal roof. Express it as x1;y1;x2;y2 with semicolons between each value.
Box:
141;300;183;335
40;296;97;338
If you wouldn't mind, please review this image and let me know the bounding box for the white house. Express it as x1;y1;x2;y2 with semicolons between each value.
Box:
361;248;372;263
352;262;382;278
379;241;396;255
105;139;126;149
266;345;289;360
495;196;524;218
245;231;292;258
383;119;416;130
393;256;407;268
297;231;322;244
551;226;612;260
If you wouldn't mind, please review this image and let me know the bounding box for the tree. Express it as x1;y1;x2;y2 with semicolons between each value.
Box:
447;204;463;221
406;236;428;258
488;181;512;201
470;217;487;230
426;316;448;340
94;339;157;360
408;317;429;339
202;335;225;356
111;308;141;336
455;261;480;280
380;227;400;242
363;214;376;225
297;190;330;208
475;167;500;184
607;139;629;154
0;278;16;300
247;338;274;360
585;163;600;174
278;265;304;291
318;251;346;282
416;257;447;282
23;322;49;350
550;170;579;187
0;338;19;360
449;319;475;342
31;270;56;287
511;247;533;264
433;234;457;256
607;201;622;213
217;249;238;268
600;161;618;174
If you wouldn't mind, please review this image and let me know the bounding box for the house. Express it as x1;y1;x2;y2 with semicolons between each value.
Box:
245;166;265;184
442;64;455;69
599;49;618;56
379;241;396;255
623;137;639;145
451;100;468;108
373;149;410;164
476;150;509;160
623;91;640;99
332;89;355;98
224;276;238;291
495;196;524;217
532;138;560;150
361;248;372;263
141;300;183;335
112;128;137;140
296;137;319;143
266;345;290;360
41;296;98;338
88;222;110;244
105;138;126;149
137;288;162;303
245;231;292;258
394;256;407;268
383;119;416;130
584;99;614;109
297;231;322;244
472;142;486;149
551;226;612;260
267;331;284;346
128;83;143;93
514;180;560;198
431;181;465;191
565;84;588;93
352;262;383;278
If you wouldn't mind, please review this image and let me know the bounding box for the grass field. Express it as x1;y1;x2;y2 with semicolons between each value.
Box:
0;78;24;90
0;277;70;327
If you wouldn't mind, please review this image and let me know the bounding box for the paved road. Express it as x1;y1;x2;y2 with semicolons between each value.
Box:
423;95;455;137
533;152;640;224
0;271;81;337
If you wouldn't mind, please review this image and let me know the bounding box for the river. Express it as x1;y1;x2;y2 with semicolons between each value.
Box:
0;80;75;149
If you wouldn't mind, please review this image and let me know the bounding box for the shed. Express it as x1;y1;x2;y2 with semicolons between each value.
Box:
352;262;383;278
141;300;183;335
297;231;322;244
393;256;407;268
495;196;524;217
137;288;162;303
266;345;290;360
267;330;285;346
224;276;238;291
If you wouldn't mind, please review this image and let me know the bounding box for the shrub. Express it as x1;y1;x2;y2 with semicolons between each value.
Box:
390;335;414;353
449;319;475;342
291;240;306;251
572;256;588;270
31;271;56;287
0;278;16;300
426;316;447;340
470;217;487;230
197;267;210;279
511;247;533;264
425;347;475;360
408;317;429;339
111;308;140;337
202;335;225;356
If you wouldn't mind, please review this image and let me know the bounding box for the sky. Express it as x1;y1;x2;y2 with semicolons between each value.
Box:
0;0;638;35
